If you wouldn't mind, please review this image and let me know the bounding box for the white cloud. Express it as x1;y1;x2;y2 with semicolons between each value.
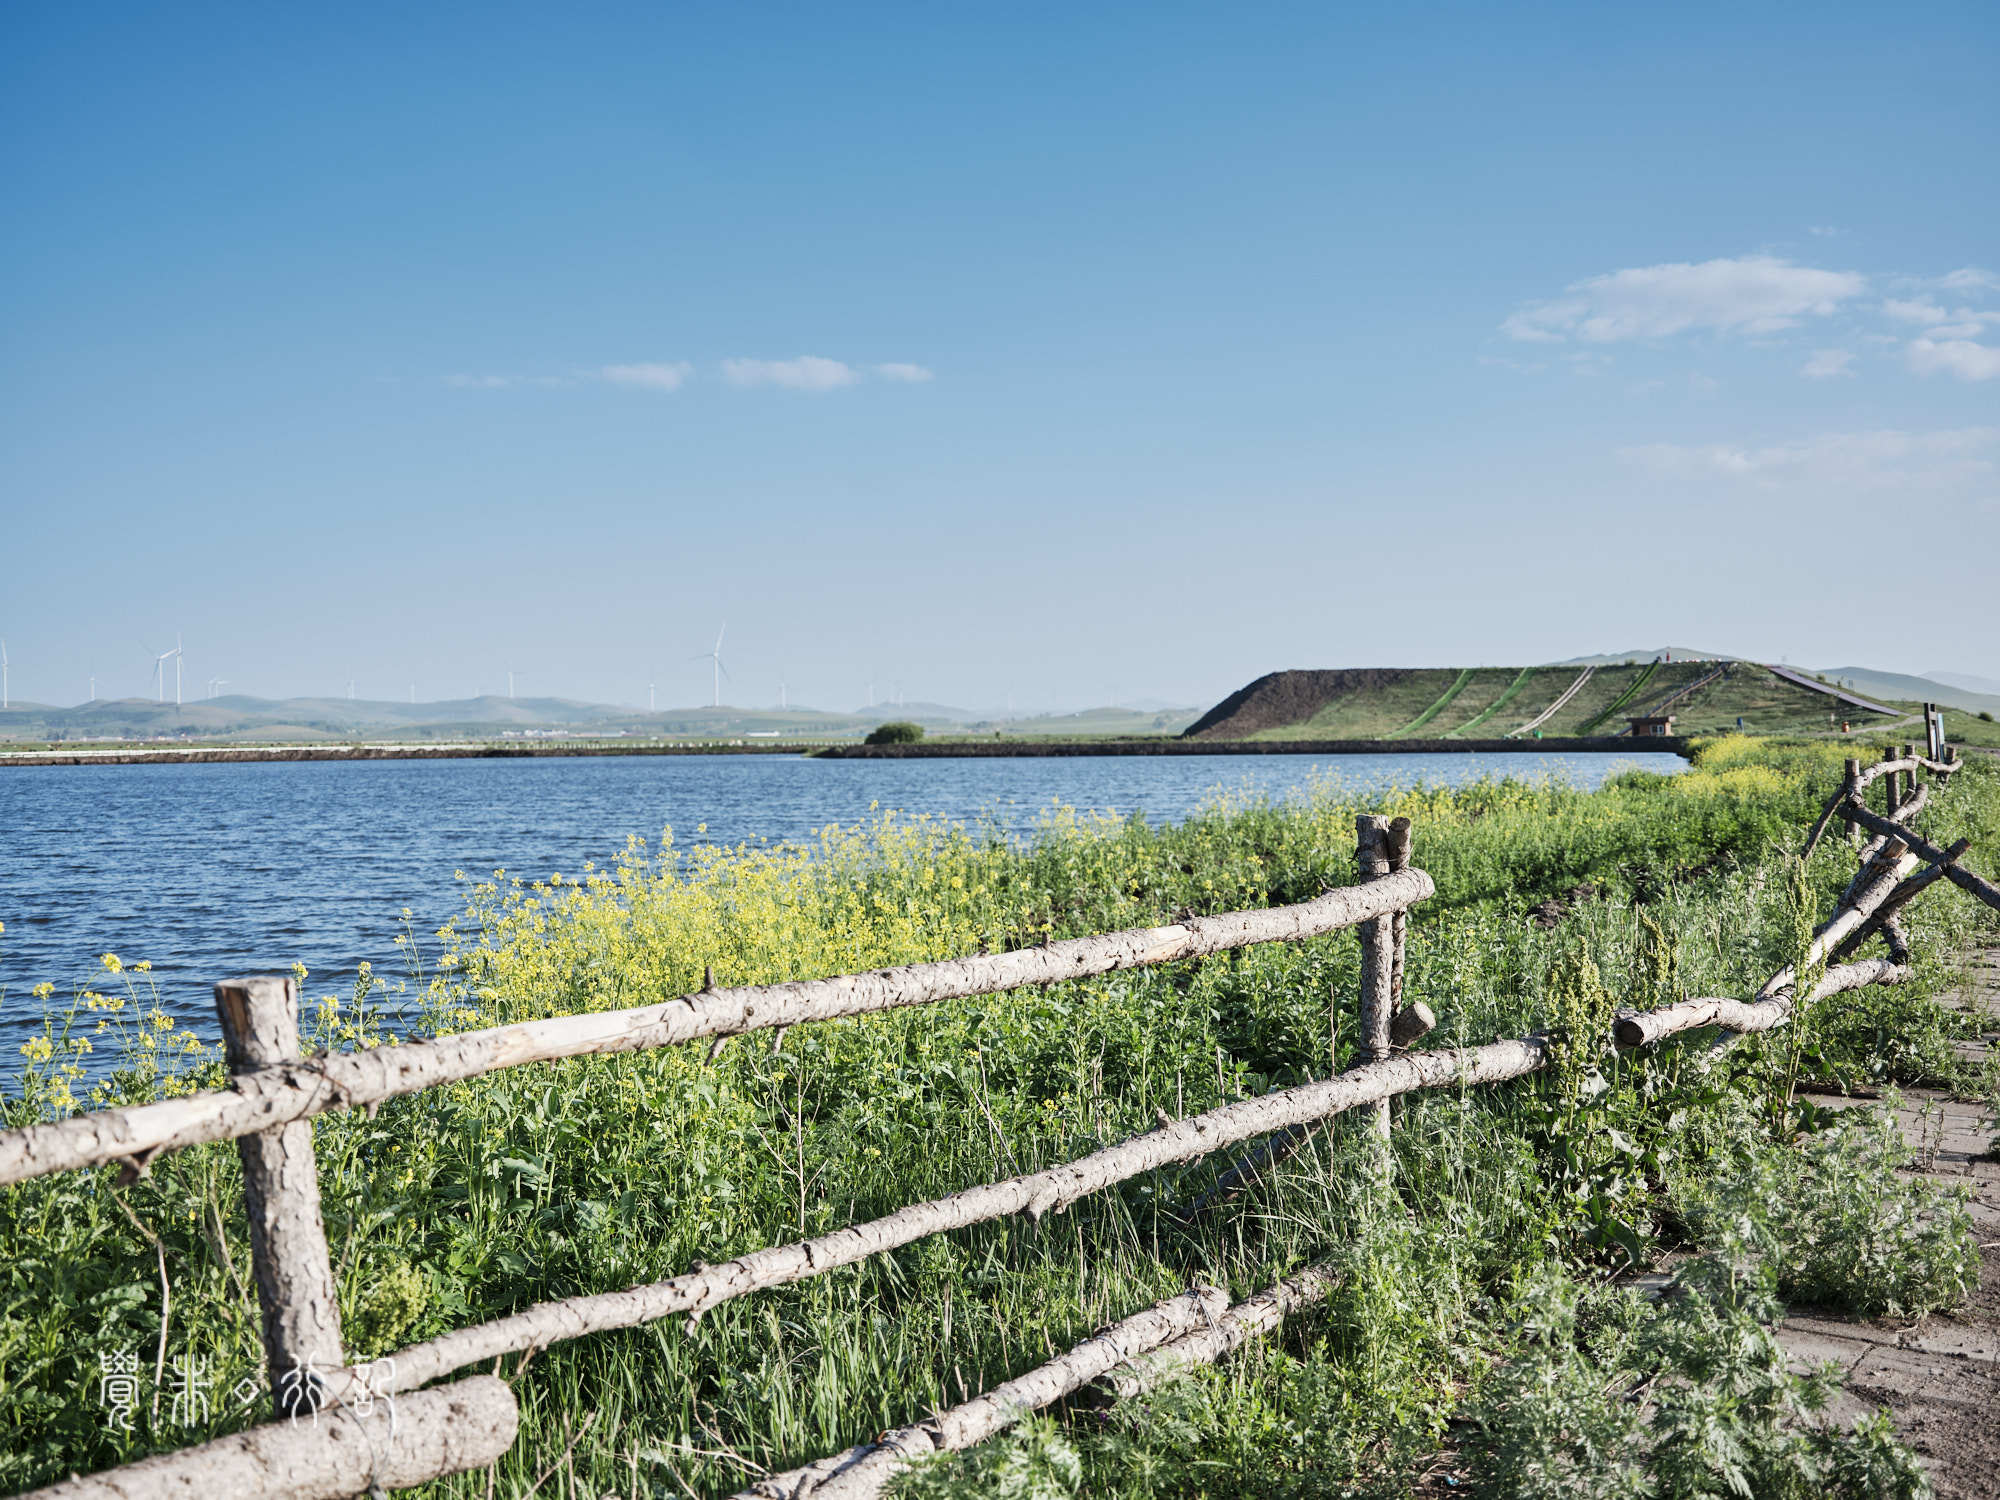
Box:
874;362;934;383
1907;338;2000;381
1937;267;2000;293
1882;298;1948;325
1502;255;1866;343
446;374;517;388
600;361;692;391
722;356;859;391
1620;427;1998;488
1800;348;1855;379
1807;225;1843;237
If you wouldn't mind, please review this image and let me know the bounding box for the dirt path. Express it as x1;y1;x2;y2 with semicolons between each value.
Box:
1781;947;2000;1499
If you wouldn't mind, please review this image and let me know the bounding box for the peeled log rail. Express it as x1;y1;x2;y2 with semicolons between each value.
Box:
738;1288;1230;1500
1095;1261;1340;1403
1760;838;1914;1003
0;869;1435;1190
1849;753;1956;791
1611;958;1909;1049
358;1037;1548;1398
1842;802;2000;913
1831;839;1973;964
16;1375;516;1500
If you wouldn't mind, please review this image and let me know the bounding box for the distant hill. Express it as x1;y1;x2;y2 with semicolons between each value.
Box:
1814;668;2000;717
1552;647;1738;666
1184;660;1909;742
0;692;1199;744
1928;670;2000;697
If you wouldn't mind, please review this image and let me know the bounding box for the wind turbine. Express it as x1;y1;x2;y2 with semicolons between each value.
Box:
149;642;178;702
174;634;183;706
690;624;727;708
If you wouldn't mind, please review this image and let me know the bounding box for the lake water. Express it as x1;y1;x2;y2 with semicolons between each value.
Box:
0;749;1682;1056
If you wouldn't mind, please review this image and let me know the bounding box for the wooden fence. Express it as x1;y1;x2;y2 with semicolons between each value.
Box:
5;747;1995;1499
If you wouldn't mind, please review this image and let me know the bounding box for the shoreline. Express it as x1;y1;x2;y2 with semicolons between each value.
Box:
0;734;1692;768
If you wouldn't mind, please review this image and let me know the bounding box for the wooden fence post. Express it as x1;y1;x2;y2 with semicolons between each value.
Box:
1383;817;1412;1009
214;976;345;1418
1354;816;1394;1141
1843;757;1862;848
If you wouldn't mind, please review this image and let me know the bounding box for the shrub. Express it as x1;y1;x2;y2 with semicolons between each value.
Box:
1463;1247;1932;1500
865;720;925;744
1687;1101;1978;1318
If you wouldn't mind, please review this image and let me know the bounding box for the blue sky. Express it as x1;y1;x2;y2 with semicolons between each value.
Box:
2;2;1995;714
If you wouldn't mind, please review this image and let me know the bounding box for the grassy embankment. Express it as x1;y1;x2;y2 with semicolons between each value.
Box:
4;738;1999;1496
1225;663;1953;742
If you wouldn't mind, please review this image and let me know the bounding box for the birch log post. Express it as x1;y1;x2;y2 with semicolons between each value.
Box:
1354;816;1395;1141
213;978;344;1418
738;1289;1229;1500
0;871;1435;1190
1384;816;1413;1008
1845;757;1862;849
16;1375;517;1500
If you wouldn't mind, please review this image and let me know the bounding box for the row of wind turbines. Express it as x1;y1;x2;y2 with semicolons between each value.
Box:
0;621;893;716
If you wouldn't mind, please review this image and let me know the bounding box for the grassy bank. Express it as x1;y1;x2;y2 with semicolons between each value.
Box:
4;739;1998;1496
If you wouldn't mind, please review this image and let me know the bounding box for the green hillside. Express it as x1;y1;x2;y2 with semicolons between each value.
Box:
1186;660;1911;741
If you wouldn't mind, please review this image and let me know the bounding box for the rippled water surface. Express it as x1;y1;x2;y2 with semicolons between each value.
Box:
0;749;1683;1051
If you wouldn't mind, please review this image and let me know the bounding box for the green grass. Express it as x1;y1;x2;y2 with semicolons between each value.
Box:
1387;669;1474;739
1577;660;1662;735
1446;667;1537;737
3;739;1997;1496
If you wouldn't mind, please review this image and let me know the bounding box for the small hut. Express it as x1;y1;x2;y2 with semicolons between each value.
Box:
1626;714;1676;737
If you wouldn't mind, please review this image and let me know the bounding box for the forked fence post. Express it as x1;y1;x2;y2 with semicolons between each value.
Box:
1844;758;1862;848
1354;816;1394;1142
214;977;345;1418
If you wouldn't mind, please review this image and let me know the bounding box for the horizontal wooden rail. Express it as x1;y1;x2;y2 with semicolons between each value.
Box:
0;869;1435;1190
17;1376;516;1500
357;879;1927;1401
1610;958;1908;1049
1843;801;2000;913
742;1288;1231;1500
1095;1260;1339;1404
1851;752;1956;790
350;1035;1549;1398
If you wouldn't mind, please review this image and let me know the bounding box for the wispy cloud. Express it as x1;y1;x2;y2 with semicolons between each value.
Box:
1807;225;1844;238
1907;338;2000;381
1883;298;1948;325
1937;267;2000;293
1620;427;1998;488
446;355;933;394
1800;348;1855;379
722;356;860;391
600;361;693;391
1502;255;1865;343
